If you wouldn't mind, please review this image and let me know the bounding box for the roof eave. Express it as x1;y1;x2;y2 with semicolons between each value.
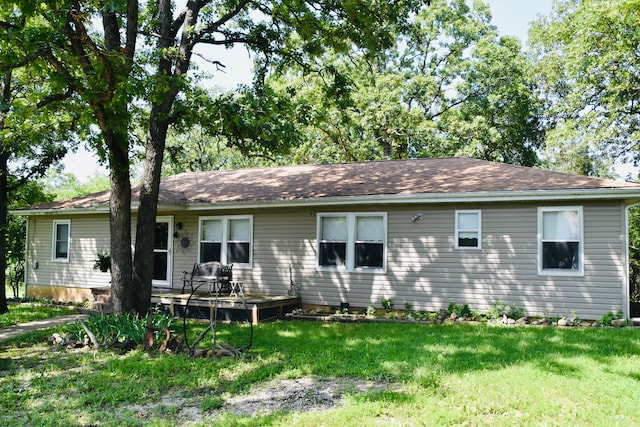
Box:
183;188;640;210
11;188;640;216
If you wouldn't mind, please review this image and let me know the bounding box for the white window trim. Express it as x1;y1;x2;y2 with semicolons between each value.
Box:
152;216;174;287
198;215;253;268
455;210;482;250
52;219;71;263
317;212;387;273
538;206;584;277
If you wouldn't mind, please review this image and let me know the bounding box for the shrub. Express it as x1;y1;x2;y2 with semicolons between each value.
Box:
487;300;525;320
73;307;175;347
599;310;624;326
381;298;394;311
446;302;472;318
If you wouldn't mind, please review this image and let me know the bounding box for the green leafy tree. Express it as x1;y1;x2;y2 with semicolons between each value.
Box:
529;0;640;174
1;0;420;314
264;0;543;165
43;168;110;201
5;181;53;300
0;64;73;313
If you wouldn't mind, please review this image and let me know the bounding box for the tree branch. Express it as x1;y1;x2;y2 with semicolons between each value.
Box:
35;86;75;109
196;0;250;40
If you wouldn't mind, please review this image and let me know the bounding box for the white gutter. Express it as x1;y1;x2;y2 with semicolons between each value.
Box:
183;188;640;211
11;187;640;215
625;203;640;320
24;219;29;299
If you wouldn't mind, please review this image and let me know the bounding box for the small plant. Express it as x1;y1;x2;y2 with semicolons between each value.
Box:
507;304;525;320
381;298;394;312
92;250;111;272
72;307;175;349
447;302;472;318
599;310;624;326
403;302;414;319
569;310;580;324
486;300;525;320
201;396;225;411
365;305;376;316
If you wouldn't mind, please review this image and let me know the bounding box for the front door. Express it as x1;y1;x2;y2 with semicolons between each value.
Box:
153;217;173;287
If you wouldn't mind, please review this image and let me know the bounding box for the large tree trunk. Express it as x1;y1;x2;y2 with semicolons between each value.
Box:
108;131;134;313
132;113;169;315
0;152;9;314
131;0;191;315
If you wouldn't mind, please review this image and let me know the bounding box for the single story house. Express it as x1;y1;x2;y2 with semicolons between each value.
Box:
14;157;640;319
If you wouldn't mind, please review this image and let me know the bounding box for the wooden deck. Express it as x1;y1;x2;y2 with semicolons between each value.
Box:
151;288;301;323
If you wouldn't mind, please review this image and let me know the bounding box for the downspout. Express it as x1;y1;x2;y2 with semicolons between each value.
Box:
23;217;29;299
624;203;640;320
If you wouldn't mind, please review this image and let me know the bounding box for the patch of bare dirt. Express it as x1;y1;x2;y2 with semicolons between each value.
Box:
127;376;399;424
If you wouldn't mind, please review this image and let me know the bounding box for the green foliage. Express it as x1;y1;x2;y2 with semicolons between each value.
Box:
2;321;640;425
381;298;394;311
265;0;542;165
92;251;111;272
446;302;472;318
486;300;525;320
366;305;376;316
72;309;175;347
599;310;624;327
529;0;640;172
43;168;110;200
0;303;79;328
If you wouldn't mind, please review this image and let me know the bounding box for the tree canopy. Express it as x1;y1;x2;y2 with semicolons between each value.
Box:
1;0;422;314
529;0;640;174
169;0;543;167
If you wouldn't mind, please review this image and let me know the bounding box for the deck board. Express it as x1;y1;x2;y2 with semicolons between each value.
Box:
151;288;301;323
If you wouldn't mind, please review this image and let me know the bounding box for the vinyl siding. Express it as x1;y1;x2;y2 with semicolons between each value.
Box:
26;200;627;319
26;215;111;290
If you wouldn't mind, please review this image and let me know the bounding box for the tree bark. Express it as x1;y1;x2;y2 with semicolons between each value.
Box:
132;0;191;315
107;130;134;313
132;114;169;315
0;152;9;314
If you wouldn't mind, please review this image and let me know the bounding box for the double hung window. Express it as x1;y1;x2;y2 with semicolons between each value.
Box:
52;220;70;262
538;207;583;275
455;210;482;249
199;216;252;266
318;213;386;272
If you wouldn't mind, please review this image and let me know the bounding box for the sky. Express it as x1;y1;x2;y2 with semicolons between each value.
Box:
62;0;555;181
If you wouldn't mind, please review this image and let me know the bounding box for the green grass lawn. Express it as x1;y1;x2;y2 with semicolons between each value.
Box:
0;303;80;328
1;319;639;426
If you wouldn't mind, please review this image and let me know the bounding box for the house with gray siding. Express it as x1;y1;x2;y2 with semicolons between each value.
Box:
15;158;640;319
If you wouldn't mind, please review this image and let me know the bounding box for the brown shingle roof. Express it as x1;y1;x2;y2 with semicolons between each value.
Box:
20;158;640;212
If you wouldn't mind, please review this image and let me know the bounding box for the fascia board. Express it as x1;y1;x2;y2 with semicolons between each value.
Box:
182;188;640;211
11;188;640;215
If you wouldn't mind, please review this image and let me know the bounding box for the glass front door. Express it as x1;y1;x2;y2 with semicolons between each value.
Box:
152;217;173;287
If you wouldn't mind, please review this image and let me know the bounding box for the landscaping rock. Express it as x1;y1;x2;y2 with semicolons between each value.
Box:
611;319;626;328
516;317;527;325
557;318;568;327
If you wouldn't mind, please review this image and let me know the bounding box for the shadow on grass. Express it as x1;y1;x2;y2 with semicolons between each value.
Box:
251;321;640;381
1;320;639;426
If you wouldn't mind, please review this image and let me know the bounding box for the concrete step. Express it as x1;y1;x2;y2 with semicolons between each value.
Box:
87;301;113;314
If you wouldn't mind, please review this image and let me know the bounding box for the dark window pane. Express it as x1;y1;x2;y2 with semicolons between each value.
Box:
154;223;169;250
153;252;168;280
55;241;68;259
319;242;346;266
458;237;478;247
55;223;69;259
200;242;221;263
356;243;384;267
227;242;250;264
542;241;579;269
